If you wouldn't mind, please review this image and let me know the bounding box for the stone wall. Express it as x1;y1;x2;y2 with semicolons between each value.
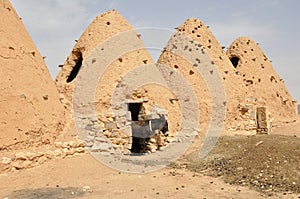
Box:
55;12;298;154
56;10;180;153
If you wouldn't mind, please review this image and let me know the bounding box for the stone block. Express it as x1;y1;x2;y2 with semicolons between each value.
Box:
104;121;117;130
256;107;268;134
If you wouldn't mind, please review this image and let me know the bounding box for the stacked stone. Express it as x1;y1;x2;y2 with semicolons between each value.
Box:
0;140;85;173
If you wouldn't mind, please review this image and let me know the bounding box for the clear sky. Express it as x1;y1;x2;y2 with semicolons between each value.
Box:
10;0;300;102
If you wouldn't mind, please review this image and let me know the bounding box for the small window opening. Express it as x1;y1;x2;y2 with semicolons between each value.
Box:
66;52;83;83
230;56;240;68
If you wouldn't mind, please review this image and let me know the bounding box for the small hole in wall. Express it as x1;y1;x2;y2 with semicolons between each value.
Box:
174;65;179;69
106;21;111;25
230;56;240;68
66;52;83;83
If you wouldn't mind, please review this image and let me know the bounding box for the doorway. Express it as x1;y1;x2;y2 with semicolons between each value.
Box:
128;102;144;153
128;102;143;121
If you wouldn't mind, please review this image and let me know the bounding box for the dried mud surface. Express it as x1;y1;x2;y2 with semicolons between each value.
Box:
180;134;300;196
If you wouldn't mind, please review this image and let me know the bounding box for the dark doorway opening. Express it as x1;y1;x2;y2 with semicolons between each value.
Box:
230;56;240;68
128;102;144;153
128;103;143;121
66;52;83;83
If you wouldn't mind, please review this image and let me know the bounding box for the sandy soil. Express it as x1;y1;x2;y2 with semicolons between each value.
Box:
1;1;299;198
0;154;275;199
1;121;300;199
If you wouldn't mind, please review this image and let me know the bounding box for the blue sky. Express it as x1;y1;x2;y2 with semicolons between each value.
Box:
10;0;300;102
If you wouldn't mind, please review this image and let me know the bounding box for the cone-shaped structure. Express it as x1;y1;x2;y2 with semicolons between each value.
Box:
159;18;297;134
158;18;242;133
55;10;181;152
0;0;65;150
55;10;149;103
226;37;297;124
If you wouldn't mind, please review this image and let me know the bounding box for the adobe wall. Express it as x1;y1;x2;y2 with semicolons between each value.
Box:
56;10;139;106
226;37;298;127
57;14;298;153
0;0;65;150
56;10;181;152
159;18;297;134
158;18;245;134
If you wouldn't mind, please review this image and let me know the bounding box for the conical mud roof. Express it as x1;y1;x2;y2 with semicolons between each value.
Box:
55;10;154;104
0;0;65;150
158;18;245;132
226;37;297;122
55;10;186;156
158;18;297;133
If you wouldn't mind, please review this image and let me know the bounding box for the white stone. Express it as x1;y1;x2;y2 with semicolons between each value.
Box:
12;161;24;169
25;152;36;160
95;137;107;143
85;135;95;141
52;149;63;157
54;141;63;148
68;141;76;148
76;140;86;147
82;185;92;192
65;148;75;156
15;152;27;160
62;142;69;148
37;156;48;164
91;143;111;152
75;147;85;153
2;157;12;165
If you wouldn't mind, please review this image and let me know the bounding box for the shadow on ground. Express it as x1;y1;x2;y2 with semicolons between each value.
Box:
5;187;85;199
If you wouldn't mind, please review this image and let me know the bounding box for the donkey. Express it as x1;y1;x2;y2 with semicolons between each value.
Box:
130;114;168;153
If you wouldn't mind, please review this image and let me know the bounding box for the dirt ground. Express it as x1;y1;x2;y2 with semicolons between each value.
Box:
1;120;300;199
181;135;300;194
